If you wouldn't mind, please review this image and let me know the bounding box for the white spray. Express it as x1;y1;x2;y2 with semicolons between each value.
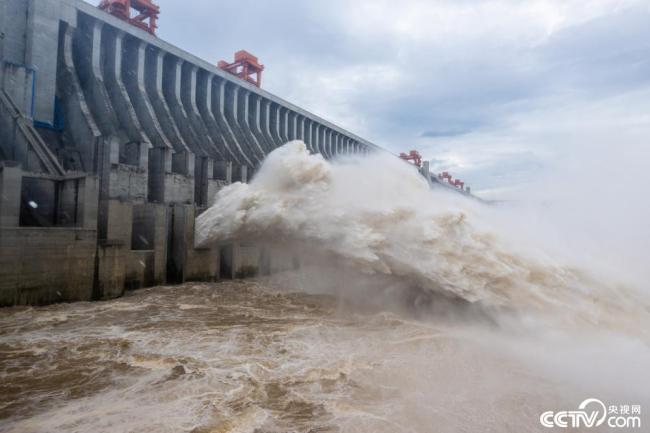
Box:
196;141;647;332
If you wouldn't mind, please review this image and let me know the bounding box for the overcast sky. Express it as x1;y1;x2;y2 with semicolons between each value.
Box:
154;0;650;198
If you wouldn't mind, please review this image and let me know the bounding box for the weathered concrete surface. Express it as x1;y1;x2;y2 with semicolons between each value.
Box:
168;205;219;283
0;163;99;306
0;227;97;306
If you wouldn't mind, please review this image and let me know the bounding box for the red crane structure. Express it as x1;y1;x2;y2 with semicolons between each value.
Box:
218;51;265;88
439;172;465;190
397;151;472;192
98;0;160;36
399;150;423;167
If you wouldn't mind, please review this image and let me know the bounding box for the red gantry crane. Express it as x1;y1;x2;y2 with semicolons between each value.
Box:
218;50;265;88
439;172;466;190
399;150;423;167
98;0;160;36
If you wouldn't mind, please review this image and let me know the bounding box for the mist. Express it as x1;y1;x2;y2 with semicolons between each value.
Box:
196;141;647;321
482;95;650;291
194;141;650;417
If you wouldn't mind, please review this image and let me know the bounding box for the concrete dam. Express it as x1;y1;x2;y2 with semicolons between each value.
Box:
0;0;383;306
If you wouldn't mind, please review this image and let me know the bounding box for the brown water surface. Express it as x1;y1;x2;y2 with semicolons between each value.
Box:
0;279;641;433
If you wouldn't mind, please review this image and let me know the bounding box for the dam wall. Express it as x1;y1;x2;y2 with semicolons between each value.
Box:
0;0;379;306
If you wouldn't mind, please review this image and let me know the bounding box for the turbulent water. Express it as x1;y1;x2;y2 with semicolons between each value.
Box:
196;142;648;333
1;142;649;432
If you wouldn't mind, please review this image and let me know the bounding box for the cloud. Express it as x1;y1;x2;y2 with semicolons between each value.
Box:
155;0;650;198
421;129;471;139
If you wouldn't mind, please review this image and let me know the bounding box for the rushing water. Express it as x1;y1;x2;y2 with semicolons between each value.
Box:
1;276;647;433
1;142;649;432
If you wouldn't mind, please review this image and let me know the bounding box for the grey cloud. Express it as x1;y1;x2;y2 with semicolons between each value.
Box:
154;0;650;196
421;128;472;138
538;6;650;95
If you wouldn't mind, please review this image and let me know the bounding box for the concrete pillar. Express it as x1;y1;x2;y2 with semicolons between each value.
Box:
323;129;330;157
213;161;232;183
25;0;61;124
313;124;321;155
269;103;283;147
420;161;430;180
196;71;239;163
102;28;151;151
1;1;28;70
194;156;210;207
0;162;22;227
284;110;292;141
169;204;218;282
181;63;223;161
249;94;273;154
228;165;247;184
130;203;167;286
147;146;170;203
78;175;99;229
218;242;260;279
238;89;265;160
240;165;248;183
281;107;290;143
214;78;255;166
299;116;306;143
171;150;194;177
74;17;128;144
322;126;332;159
233;242;260;278
58;23;102;173
226;84;260;165
163;56;206;158
289;112;297;141
276;107;284;143
326;129;333;157
257;97;276;153
305;120;314;153
124;138;148;170
319;126;328;158
104;199;132;244
123;38;172;152
144;47;194;172
211;77;250;166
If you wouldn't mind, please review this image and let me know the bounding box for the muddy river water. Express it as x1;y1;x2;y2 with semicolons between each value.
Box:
3;275;646;433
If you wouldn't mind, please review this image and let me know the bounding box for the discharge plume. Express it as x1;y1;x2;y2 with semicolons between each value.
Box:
196;141;647;332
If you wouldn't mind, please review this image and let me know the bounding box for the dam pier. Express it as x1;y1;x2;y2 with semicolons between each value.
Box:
0;0;378;306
